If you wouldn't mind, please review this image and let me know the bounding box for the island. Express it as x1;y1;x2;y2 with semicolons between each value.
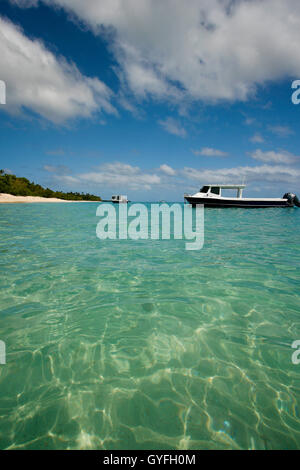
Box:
0;170;101;203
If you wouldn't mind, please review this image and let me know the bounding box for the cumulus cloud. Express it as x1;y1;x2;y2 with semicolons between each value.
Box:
159;164;176;176
158;117;186;137
192;147;228;157
54;174;80;184
268;125;294;138
250;134;264;144
0;16;116;123
9;0;39;6
182;164;300;186
251;149;298;164
43;164;71;174
44;161;178;191
41;157;300;194
244;118;256;126
79;162;161;190
12;0;300;107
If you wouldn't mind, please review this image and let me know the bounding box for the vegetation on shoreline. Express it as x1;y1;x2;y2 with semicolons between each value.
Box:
0;170;101;201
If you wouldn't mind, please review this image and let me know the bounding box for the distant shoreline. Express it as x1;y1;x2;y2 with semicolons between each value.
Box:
0;193;98;204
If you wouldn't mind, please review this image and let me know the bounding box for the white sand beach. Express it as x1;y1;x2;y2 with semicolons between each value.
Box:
0;193;71;203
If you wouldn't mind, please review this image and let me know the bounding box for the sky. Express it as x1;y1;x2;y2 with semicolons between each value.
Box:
0;0;300;201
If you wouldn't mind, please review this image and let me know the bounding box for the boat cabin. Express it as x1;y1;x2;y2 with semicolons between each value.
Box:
111;195;128;203
199;184;246;199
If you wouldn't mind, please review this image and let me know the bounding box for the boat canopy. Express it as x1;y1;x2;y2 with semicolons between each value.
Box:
199;184;246;198
204;184;246;189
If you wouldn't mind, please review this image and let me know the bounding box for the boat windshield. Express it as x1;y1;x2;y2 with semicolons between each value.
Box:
200;186;210;193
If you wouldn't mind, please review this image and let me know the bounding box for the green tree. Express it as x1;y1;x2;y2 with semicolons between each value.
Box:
0;171;101;201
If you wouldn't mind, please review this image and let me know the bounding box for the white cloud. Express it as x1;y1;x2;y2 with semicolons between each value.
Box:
42;158;300;194
54;174;80;184
251;149;298;164
10;0;39;6
79;162;161;190
43;164;71;174
192;147;228;157
159;164;176;176
250;134;264;144
0;16;116;123
182;164;300;186
14;0;300;106
268;125;294;138
44;161;178;191
46;149;66;156
158;117;186;137
244;118;256;126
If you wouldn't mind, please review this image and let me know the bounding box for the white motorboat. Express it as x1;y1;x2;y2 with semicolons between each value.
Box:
184;184;300;208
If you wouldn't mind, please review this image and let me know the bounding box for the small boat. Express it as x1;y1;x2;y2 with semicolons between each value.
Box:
102;195;129;203
184;184;300;208
111;195;129;203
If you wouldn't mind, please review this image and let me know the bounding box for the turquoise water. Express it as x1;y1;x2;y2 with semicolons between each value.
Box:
0;202;300;450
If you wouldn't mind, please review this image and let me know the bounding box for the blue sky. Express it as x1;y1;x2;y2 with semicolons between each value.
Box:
1;0;300;201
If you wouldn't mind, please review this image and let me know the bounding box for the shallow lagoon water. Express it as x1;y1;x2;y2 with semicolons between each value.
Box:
0;202;300;449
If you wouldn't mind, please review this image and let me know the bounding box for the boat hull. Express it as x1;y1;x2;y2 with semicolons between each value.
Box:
184;196;291;208
102;199;129;203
